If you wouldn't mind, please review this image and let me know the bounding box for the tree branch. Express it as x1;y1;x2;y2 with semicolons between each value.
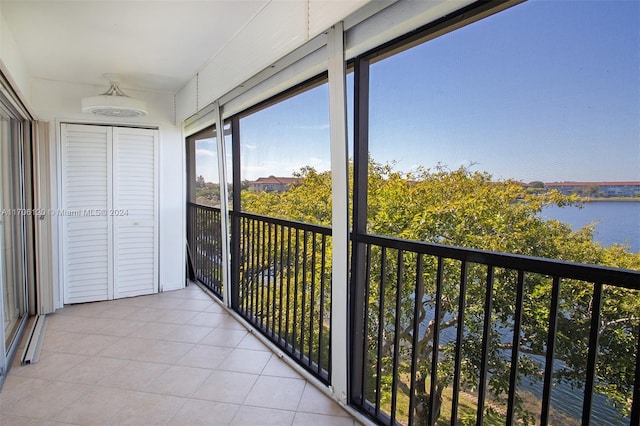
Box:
599;317;640;340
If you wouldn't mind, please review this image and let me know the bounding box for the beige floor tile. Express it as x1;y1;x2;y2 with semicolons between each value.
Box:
216;316;250;330
243;376;306;411
54;302;108;318
59;356;129;385
49;333;121;356
194;370;259;404
109;392;187;425
218;348;272;375
168;399;239;425
296;383;352;417
0;414;66;425
97;336;157;360
204;301;227;313
164;323;213;343
122;307;166;322
152;308;199;324
90;303;140;320
1;379;91;420
187;312;227;327
41;330;84;352
177;345;232;369
97;360;169;391
144;365;212;397
261;356;303;379
199;328;248;347
136;340;195;364
15;351;88;381
141;296;186;310
164;286;214;301
129;321;178;340
46;314;109;334
292;412;355;426
236;333;271;351
0;376;47;406
50;385;140;425
90;318;145;337
177;298;215;312
229;406;295;425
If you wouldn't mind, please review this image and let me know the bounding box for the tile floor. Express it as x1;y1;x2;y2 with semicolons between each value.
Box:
0;285;360;425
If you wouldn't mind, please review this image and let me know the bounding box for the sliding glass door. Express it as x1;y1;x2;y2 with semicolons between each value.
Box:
0;98;29;377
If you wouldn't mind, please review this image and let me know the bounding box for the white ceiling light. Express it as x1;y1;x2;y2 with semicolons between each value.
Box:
82;74;147;118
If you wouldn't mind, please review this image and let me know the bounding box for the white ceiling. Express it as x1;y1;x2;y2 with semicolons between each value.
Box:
0;0;369;94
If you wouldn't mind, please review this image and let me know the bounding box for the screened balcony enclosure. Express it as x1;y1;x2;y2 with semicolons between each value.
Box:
1;0;639;425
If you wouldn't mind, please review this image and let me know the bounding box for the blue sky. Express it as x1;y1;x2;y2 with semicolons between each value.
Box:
198;0;639;184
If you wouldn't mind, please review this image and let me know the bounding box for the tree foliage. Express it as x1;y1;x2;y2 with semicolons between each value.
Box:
241;160;640;424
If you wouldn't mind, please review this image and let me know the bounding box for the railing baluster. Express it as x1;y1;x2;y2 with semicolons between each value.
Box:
451;260;468;425
260;220;267;328
252;218;258;321
309;232;317;368
301;230;308;360
409;254;424;426
582;281;603;425
477;265;495;424
428;257;444;425
541;276;561;426
375;246;387;416
278;224;285;344
360;242;372;405
632;324;640;425
390;249;404;425
265;221;272;334
293;228;300;354
244;216;250;313
506;270;525;424
318;234;327;376
286;226;292;350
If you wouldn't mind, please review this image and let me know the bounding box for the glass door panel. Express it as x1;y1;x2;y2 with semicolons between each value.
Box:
0;111;27;351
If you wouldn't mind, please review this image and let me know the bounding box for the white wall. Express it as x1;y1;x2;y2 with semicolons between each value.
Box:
0;4;32;111
30;78;185;307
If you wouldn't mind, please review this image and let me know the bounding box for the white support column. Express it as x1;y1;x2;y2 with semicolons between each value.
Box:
328;22;349;404
213;101;232;307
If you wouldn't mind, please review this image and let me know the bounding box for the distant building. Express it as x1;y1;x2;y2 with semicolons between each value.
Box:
544;181;640;197
248;176;300;192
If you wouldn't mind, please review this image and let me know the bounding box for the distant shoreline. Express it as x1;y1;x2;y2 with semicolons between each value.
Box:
581;197;640;202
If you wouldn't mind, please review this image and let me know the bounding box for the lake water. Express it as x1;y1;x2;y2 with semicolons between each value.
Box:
542;201;640;253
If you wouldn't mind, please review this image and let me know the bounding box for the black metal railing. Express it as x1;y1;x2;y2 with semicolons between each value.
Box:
349;233;640;425
232;211;332;383
187;202;224;299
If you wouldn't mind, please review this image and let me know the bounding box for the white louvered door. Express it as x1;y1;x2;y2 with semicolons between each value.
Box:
61;124;158;304
61;124;113;303
112;127;158;298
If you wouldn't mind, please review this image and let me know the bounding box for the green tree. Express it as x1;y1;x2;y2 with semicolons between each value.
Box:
241;161;640;424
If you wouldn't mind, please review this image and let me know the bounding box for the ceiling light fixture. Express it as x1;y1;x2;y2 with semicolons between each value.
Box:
82;74;147;118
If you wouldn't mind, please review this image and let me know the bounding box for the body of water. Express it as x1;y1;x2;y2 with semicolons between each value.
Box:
542;201;640;253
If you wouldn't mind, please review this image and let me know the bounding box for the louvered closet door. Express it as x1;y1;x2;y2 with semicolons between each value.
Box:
61;124;113;303
112;127;158;298
61;124;158;304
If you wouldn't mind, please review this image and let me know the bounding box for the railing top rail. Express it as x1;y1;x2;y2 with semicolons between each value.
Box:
354;233;640;290
187;201;222;213
231;210;332;235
